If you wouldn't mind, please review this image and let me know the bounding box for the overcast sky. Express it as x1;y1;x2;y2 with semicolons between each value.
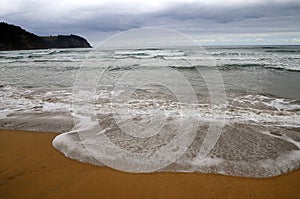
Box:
1;0;300;45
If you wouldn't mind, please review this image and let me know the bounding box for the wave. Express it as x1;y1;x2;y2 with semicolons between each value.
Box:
3;55;25;60
212;52;239;56
264;66;300;72
33;59;77;63
217;63;300;72
0;86;72;119
265;50;300;53
113;49;186;59
51;91;300;177
33;50;56;55
259;46;280;49
218;63;267;69
27;55;43;58
169;65;197;70
107;65;133;71
33;49;90;55
135;48;163;51
115;52;149;56
168;63;300;72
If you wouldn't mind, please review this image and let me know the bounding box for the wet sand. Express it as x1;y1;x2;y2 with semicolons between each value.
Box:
1;129;300;199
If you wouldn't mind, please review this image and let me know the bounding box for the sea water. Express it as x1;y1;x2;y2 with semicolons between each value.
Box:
0;45;300;177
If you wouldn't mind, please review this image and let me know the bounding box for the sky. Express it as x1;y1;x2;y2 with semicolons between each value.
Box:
1;0;300;46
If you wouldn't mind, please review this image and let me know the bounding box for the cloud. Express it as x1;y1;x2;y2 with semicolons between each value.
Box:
292;38;300;43
1;0;300;44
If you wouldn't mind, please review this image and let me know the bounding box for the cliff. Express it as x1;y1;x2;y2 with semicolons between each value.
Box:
0;22;92;51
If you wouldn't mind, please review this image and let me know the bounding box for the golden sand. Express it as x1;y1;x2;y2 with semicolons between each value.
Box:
0;129;299;198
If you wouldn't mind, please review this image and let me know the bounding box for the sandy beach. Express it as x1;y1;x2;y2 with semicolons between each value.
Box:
0;129;299;198
2;1;300;198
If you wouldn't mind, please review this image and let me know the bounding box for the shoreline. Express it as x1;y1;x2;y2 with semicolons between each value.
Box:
1;129;300;198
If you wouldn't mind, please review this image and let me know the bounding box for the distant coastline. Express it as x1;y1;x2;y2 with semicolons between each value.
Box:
0;22;92;51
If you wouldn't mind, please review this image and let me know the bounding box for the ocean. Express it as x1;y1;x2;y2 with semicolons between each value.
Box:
1;44;300;177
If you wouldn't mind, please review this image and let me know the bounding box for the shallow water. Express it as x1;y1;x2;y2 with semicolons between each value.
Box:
1;45;300;177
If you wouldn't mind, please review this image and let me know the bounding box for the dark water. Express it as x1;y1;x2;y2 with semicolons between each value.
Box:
1;46;299;118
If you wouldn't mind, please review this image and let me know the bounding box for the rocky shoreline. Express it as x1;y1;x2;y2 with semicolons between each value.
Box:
0;22;92;51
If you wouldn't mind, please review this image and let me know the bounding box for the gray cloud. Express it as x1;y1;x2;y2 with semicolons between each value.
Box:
147;1;300;32
1;0;300;44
